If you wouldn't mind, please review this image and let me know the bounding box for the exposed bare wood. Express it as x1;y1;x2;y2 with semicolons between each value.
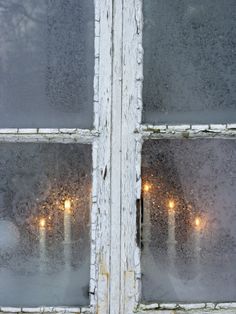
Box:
95;0;113;313
110;0;123;312
138;124;236;140
121;0;143;313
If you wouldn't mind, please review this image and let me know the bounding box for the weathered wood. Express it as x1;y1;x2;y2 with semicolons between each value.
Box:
1;0;236;313
110;0;123;312
0;129;98;144
121;0;143;313
95;0;113;313
139;124;236;140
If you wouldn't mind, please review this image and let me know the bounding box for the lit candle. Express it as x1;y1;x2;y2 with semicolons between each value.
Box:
39;218;46;272
167;200;176;267
143;183;152;246
194;216;201;270
64;199;72;270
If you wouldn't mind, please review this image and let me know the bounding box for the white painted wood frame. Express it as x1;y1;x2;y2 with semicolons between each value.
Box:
121;0;236;313
1;0;236;313
0;0;113;313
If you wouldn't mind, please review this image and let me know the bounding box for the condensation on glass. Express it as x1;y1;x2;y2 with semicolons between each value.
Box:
0;143;91;306
0;0;94;128
143;0;236;124
141;139;236;302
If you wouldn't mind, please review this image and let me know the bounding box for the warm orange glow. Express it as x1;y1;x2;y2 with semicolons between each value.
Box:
39;218;46;228
143;183;151;192
168;200;175;210
64;199;71;212
195;217;201;228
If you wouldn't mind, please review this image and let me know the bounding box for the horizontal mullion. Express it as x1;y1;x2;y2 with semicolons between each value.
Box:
0;128;99;144
138;124;236;139
0;306;92;313
137;302;236;312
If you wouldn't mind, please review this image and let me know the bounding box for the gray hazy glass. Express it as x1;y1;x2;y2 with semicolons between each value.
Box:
0;143;91;306
141;139;236;302
143;0;236;124
0;0;94;128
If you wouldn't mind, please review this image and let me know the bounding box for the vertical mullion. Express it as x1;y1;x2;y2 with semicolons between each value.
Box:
110;0;123;312
121;0;143;313
95;0;113;313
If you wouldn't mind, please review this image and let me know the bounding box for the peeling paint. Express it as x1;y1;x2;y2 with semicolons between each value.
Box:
1;0;236;313
137;302;236;312
139;124;236;140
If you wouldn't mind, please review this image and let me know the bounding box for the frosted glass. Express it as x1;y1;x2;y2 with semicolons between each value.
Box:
0;143;91;306
141;139;236;302
0;0;94;128
143;0;236;124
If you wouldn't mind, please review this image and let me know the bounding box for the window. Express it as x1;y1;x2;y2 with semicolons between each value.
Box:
141;139;236;303
142;0;236;125
0;0;94;128
117;0;236;313
130;0;236;312
0;0;235;313
0;0;101;312
0;143;91;306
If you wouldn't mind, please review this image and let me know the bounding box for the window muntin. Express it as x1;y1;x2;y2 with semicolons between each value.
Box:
0;0;94;128
1;1;236;312
143;0;236;124
0;143;91;306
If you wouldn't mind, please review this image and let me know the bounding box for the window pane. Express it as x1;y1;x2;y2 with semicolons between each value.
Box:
0;143;91;306
0;0;94;128
143;0;236;124
141;139;236;302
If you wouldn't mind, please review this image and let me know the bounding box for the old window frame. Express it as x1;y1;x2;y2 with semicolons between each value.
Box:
120;0;236;313
0;0;114;313
0;0;236;313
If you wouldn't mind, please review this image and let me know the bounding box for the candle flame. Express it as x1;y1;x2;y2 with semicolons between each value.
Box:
39;218;46;228
195;217;201;228
168;200;175;210
64;199;71;212
143;183;151;192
